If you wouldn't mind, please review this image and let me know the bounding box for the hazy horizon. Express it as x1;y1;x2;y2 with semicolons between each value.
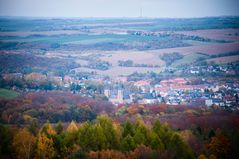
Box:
0;0;239;18
1;15;239;19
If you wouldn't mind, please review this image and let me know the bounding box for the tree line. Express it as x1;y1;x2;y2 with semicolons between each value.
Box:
1;115;196;159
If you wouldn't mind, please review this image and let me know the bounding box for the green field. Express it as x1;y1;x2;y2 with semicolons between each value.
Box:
171;53;209;67
183;40;215;46
0;88;19;99
0;33;169;44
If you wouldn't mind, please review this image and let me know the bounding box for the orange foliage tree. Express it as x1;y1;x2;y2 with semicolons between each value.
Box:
12;128;36;159
206;129;230;158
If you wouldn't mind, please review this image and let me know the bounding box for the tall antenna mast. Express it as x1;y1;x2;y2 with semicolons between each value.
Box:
139;0;143;18
140;7;142;18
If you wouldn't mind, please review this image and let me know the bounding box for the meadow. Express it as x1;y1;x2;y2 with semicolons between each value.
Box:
0;88;19;99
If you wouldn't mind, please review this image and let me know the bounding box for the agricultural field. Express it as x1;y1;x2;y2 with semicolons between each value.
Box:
177;29;239;41
75;66;162;77
171;53;209;67
100;50;165;66
0;88;19;99
1;17;239;77
150;42;239;56
207;55;239;64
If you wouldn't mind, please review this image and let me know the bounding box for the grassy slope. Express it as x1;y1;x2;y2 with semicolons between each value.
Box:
171;53;208;67
0;88;19;99
207;55;239;64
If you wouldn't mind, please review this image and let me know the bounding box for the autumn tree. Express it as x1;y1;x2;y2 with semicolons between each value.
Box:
40;122;56;136
78;122;96;151
152;120;172;149
122;120;135;138
78;121;108;151
0;125;14;157
88;150;125;159
27;119;39;136
121;135;136;152
61;131;81;158
148;131;164;150
198;154;207;159
207;129;230;159
35;133;56;159
66;121;78;133
152;120;195;159
127;144;153;159
96;115;120;149
94;124;108;150
179;130;202;155
133;119;148;145
12;128;36;159
168;133;195;159
54;121;63;134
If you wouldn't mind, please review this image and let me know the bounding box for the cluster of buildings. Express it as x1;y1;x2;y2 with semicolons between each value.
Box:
2;71;239;108
103;77;239;107
185;64;238;75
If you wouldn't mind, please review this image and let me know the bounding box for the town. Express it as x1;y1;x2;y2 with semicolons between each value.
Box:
1;62;238;108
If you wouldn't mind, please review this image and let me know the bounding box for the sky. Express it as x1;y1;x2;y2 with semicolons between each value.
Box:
0;0;239;18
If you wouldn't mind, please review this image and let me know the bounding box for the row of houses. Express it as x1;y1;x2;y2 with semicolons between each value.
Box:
2;72;238;107
104;77;239;107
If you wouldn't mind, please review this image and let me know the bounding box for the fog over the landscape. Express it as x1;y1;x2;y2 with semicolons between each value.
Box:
0;0;239;18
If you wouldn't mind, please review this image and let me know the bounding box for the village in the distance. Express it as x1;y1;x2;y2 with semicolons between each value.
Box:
2;62;239;108
1;16;239;159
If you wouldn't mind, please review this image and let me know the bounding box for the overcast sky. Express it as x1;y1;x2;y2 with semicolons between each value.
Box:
0;0;239;18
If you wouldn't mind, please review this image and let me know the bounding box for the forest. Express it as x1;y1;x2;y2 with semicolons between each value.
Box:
0;91;239;159
0;115;233;159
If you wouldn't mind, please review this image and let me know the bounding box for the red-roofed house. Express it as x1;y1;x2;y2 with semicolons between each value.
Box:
134;80;151;93
154;87;169;97
160;78;187;87
171;85;206;91
134;80;150;87
174;78;187;85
